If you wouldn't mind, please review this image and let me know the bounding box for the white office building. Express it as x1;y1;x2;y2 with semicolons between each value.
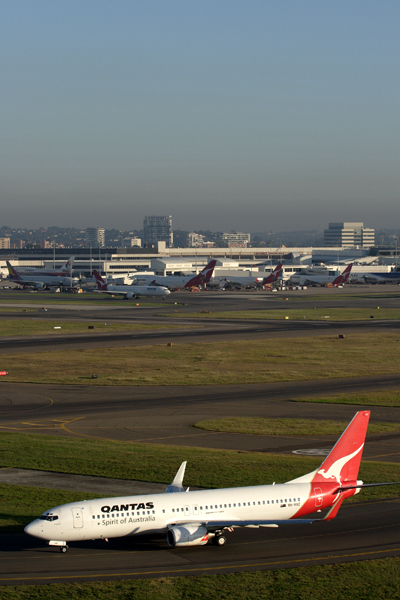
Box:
324;223;375;248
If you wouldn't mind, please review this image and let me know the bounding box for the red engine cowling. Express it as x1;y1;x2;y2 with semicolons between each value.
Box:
167;525;209;547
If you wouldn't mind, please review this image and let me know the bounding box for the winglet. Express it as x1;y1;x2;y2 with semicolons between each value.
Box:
166;461;187;493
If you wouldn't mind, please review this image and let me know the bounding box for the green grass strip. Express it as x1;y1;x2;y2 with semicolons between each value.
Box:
1;331;400;385
0;319;186;337
194;417;400;436
1;558;400;599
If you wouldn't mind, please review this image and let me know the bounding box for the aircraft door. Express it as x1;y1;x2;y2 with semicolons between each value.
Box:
72;508;84;528
314;487;323;508
184;505;190;517
192;505;199;516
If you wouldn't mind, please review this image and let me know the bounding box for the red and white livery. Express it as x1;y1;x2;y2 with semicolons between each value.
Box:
25;411;399;551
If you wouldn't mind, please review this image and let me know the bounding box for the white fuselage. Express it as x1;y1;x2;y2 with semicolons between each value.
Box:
133;275;196;289
100;284;170;297
13;273;76;287
25;483;311;543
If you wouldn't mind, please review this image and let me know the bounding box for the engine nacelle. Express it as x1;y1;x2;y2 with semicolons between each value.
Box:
35;282;45;290
167;525;209;548
125;292;134;299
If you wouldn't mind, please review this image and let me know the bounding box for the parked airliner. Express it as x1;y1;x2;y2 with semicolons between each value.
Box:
24;411;398;551
289;264;353;287
93;270;170;299
133;260;217;289
216;263;283;288
10;257;75;276
6;261;77;290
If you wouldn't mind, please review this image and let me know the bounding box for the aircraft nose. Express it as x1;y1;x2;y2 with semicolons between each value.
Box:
24;520;39;537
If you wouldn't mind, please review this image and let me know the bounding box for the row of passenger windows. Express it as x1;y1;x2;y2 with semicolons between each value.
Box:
92;510;155;519
170;498;301;512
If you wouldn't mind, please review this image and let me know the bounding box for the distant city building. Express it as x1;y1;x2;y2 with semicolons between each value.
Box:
187;232;206;247
39;239;51;249
86;227;105;248
222;232;251;247
0;237;10;249
122;237;142;247
324;223;375;248
12;239;24;249
143;216;173;248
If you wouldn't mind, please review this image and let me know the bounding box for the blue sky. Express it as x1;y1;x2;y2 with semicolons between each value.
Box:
1;1;399;231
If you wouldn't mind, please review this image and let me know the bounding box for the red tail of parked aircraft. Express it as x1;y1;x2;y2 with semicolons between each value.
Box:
93;270;108;291
261;263;283;286
332;263;353;286
184;260;217;288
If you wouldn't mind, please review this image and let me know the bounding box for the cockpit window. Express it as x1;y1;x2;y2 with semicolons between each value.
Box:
39;514;59;522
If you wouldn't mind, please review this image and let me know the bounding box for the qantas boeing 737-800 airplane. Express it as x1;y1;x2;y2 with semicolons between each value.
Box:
24;411;399;551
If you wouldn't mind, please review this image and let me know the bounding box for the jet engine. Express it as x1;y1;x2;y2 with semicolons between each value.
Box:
125;293;135;299
35;282;46;290
167;525;209;547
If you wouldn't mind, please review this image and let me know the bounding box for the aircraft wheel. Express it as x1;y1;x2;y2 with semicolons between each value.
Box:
213;535;226;546
60;546;68;553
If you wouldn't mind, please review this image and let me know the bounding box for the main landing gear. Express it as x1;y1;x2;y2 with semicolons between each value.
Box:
212;535;227;546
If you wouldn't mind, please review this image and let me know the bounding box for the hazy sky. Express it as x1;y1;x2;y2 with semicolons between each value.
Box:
1;1;399;231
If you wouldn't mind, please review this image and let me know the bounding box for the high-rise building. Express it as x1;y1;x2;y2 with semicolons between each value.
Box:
143;216;173;248
0;237;10;249
86;228;105;248
324;223;375;248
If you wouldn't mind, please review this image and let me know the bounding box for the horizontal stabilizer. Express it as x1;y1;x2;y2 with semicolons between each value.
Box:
337;481;400;493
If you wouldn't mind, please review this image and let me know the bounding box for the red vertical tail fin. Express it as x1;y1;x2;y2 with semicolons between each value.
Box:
333;263;353;285
93;270;108;291
185;260;217;287
6;261;20;281
312;411;370;486
262;263;282;285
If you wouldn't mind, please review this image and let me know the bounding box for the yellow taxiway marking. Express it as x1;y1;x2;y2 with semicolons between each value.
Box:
1;546;400;582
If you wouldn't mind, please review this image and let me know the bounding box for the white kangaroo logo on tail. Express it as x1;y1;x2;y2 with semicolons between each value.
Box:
317;444;364;487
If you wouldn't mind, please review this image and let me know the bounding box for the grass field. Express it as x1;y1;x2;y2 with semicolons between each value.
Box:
1;558;400;599
0;331;399;385
293;390;400;407
0;319;187;337
167;307;400;320
194;417;400;436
